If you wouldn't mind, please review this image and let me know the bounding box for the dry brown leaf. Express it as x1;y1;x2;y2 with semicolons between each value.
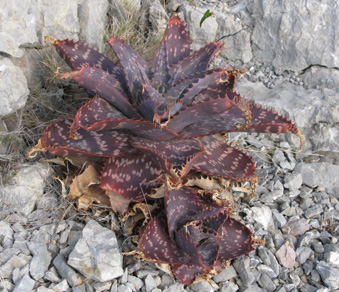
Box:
66;156;101;168
69;164;100;200
106;191;131;215
77;185;110;210
68;164;109;210
43;157;66;166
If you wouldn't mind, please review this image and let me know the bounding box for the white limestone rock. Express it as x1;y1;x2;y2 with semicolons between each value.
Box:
0;0;39;57
294;162;339;197
249;0;339;71
27;242;52;281
0;58;29;116
40;0;80;41
220;30;252;63
78;0;110;52
0;163;51;216
68;220;123;282
181;5;218;49
251;206;273;230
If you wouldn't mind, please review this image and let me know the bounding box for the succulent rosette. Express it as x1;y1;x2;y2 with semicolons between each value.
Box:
28;15;302;284
138;186;265;284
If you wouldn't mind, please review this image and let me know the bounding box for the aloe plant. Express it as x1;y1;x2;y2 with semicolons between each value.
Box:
28;15;302;284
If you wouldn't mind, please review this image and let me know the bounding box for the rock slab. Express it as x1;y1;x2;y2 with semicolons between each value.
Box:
250;0;339;71
1;163;51;216
68;219;123;282
0;58;29;116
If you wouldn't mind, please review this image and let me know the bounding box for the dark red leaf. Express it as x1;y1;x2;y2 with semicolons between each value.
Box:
79;118;178;141
174;229;200;259
130;145;173;177
41;119;135;157
198;239;221;268
194;71;236;103
108;37;150;103
151;37;170;88
143;83;165;104
167;94;237;133
189;209;228;232
244;104;299;134
71;95;125;132
178;150;206;178
137;100;158;122
165;186;224;239
171;261;204;285
138;213;190;263
56;66;142;120
181;221;218;246
163;15;191;67
131;137;203;167
151;15;190;86
165;68;233;106
169;41;223;83
49;37;127;89
180;69;233;106
192;136;256;181
216;217;254;262
100;152;163;201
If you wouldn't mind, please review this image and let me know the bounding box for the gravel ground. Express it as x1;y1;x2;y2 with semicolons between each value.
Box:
0;1;338;292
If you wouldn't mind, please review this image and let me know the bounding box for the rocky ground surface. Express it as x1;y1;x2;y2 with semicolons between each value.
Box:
0;0;338;292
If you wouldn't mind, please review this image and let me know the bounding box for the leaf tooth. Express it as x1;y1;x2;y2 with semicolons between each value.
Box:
179;149;206;178
180;69;232;106
243;102;303;148
167;93;244;135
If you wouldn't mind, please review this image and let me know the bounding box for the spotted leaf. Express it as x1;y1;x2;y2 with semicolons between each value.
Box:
180;69;233;106
108;37;150;104
131;137;203;167
41;118;136;157
78;118;177;141
71;95;125;132
151;35;170;88
100;152;163;201
171;261;204;285
48;37;125;86
138;213;190;264
167;94;240;133
216;217;254;262
244;104;299;135
170;41;223;83
192;136;256;181
165;186;223;239
56;65;142;120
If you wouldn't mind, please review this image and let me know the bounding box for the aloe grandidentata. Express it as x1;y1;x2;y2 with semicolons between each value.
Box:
28;15;302;284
